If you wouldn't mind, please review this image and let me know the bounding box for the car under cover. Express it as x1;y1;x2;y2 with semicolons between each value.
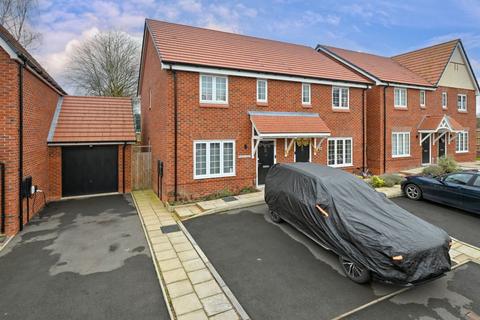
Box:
265;163;451;284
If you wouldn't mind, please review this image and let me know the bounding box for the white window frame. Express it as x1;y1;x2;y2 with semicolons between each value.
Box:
193;140;236;179
420;90;426;107
199;74;228;104
256;79;268;103
392;132;411;158
332;86;350;109
456;131;469;153
327;137;353;168
442;92;447;109
302;83;311;105
457;94;467;111
394;87;407;108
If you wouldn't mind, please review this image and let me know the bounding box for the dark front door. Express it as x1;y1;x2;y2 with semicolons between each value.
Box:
421;134;431;165
257;141;275;186
438;134;446;159
62;146;118;197
295;143;310;162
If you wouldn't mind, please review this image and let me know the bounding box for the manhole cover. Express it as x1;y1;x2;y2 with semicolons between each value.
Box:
222;196;238;202
160;225;180;233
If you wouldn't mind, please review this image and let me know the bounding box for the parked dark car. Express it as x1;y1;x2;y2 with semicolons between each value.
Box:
401;171;480;214
265;163;451;285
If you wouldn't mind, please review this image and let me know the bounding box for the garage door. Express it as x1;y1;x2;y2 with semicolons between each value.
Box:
62;146;118;197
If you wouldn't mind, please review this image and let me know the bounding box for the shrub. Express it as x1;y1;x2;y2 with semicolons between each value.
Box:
370;176;385;188
438;156;460;173
239;186;258;194
422;165;444;177
379;173;404;187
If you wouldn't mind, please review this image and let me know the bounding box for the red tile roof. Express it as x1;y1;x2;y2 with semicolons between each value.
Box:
417;115;464;132
321;46;433;87
49;96;136;143
250;112;331;136
146;19;371;84
392;40;458;85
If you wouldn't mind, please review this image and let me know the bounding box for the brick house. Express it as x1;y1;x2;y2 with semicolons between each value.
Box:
0;25;136;236
317;40;479;174
138;19;372;201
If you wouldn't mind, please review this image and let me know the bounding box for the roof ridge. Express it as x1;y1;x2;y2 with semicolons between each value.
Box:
145;18;313;50
320;44;392;60
392;39;459;58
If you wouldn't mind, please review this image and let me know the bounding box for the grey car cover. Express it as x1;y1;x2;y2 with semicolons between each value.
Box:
265;163;451;284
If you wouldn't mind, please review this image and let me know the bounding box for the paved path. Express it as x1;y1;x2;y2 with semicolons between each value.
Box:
0;194;168;320
132;190;248;320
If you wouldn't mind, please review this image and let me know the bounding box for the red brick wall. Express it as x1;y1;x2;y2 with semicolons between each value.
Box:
366;85;477;174
141;57;366;201
0;48;20;235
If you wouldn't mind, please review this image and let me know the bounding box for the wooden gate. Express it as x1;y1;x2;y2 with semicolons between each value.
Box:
132;146;152;190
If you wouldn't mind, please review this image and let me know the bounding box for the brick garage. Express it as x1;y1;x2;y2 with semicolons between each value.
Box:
47;96;136;199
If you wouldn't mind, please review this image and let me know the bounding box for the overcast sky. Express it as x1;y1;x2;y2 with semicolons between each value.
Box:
33;0;480;114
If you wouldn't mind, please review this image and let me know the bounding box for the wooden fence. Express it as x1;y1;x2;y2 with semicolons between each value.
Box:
132;145;152;190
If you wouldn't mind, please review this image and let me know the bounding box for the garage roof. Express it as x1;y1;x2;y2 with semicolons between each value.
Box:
145;19;371;85
48;96;136;144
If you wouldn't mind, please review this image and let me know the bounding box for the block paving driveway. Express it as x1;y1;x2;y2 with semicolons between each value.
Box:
0;194;169;320
185;200;480;320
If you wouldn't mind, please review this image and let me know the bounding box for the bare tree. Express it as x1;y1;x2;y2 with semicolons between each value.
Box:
0;0;41;49
65;31;140;97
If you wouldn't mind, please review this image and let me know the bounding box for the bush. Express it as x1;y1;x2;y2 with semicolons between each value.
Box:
422;165;444;177
370;176;385;188
239;186;258;194
438;156;460;173
379;173;404;187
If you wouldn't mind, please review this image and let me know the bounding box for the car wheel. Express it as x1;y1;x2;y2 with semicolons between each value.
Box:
339;256;371;284
405;183;422;200
269;210;283;223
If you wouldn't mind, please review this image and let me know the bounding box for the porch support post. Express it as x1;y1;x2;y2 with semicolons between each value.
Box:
314;137;327;153
285;138;295;157
419;132;432;146
433;131;447;145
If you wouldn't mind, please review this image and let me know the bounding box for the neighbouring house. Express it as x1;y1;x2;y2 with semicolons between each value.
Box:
317;40;479;174
0;24;136;237
138;19;372;202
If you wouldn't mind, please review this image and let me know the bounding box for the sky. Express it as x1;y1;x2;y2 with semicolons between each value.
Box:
32;0;480;114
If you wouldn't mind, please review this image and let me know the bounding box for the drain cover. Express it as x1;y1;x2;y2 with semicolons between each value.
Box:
222;196;238;202
160;225;180;233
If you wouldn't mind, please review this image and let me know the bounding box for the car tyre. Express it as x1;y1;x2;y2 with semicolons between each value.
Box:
269;210;283;223
339;256;371;284
404;183;422;200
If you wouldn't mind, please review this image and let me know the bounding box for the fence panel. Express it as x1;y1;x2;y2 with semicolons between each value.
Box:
132;146;152;190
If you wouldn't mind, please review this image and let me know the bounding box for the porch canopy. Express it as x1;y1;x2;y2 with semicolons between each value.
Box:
417;115;465;145
249;111;331;157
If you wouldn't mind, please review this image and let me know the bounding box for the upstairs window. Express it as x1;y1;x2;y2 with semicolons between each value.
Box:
394;88;407;108
332;87;349;109
442;92;447;109
257;79;268;103
457;94;467;111
456;131;468;153
420;90;426;108
200;74;228;104
302;83;311;105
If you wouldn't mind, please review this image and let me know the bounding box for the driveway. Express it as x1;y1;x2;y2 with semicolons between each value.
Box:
0;194;169;320
184;204;480;320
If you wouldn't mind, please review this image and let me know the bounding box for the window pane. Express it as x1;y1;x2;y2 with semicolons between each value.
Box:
341;88;348;108
328;140;335;165
201;75;213;101
337;140;344;164
392;134;398;156
394;90;399;106
209;143;221;174
398;134;404;155
405;134;410;155
302;84;310;103
333;87;340;107
420;91;425;105
257;80;266;101
445;173;473;185
215;77;227;102
345;139;352;164
195;143;207;176
223;142;234;173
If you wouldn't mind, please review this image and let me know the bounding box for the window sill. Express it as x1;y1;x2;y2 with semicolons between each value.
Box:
302;104;312;108
200;103;229;109
328;164;353;168
394;106;408;110
455;150;469;154
256;102;268;107
457;110;468;113
332;107;350;113
420;105;426;109
194;173;236;180
391;155;411;159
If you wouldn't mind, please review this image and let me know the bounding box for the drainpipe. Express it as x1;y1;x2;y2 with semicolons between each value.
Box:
1;162;5;234
18;61;25;231
173;70;178;201
362;88;366;171
122;143;126;194
383;85;388;174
